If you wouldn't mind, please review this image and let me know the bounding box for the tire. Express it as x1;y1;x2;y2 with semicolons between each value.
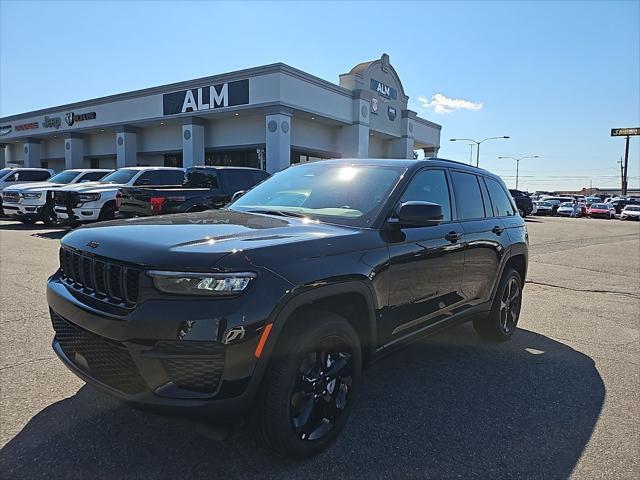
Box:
98;202;116;221
255;309;362;458
18;218;37;225
473;268;523;342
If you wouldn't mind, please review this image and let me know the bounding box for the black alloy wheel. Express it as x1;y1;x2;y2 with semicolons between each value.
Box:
498;276;521;335
290;348;354;441
473;268;523;341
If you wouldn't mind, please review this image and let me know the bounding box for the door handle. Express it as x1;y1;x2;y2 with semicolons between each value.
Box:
492;226;505;235
445;231;462;242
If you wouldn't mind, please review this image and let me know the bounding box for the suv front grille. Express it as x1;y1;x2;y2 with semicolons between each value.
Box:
54;191;79;208
59;247;141;306
50;310;147;395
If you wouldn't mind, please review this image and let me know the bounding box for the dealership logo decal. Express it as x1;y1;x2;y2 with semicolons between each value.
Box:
65;111;97;126
15;122;39;131
42;116;62;129
371;97;379;114
162;79;249;116
0;125;11;136
388;106;397;121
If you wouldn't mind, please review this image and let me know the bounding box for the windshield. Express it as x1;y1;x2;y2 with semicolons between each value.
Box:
592;204;608;209
99;169;138;184
48;171;81;184
561;202;574;207
0;168;11;179
537;201;551;207
624;205;640;211
229;163;406;227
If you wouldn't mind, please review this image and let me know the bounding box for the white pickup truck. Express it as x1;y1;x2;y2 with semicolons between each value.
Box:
54;166;185;223
1;169;112;225
0;167;55;216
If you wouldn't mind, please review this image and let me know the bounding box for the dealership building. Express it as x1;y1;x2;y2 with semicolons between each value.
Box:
0;54;441;173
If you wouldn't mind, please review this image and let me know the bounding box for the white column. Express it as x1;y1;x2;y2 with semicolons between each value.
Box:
23;139;41;167
116;128;138;168
265;110;292;173
391;110;416;159
338;97;369;158
182;118;205;168
64;136;84;169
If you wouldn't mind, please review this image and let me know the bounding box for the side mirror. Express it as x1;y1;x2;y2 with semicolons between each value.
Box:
231;190;246;202
391;201;443;227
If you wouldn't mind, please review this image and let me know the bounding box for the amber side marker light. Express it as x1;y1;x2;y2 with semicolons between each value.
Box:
254;323;274;358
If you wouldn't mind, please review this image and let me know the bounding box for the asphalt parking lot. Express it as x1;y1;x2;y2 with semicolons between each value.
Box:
0;216;638;479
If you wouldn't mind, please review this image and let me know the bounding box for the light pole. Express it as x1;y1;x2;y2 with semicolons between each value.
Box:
498;155;540;190
468;144;475;165
450;136;510;167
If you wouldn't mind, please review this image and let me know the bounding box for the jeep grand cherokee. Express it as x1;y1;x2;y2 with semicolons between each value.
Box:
47;158;528;458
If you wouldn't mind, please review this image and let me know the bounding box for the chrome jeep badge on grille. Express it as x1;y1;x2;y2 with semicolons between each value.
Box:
86;241;100;249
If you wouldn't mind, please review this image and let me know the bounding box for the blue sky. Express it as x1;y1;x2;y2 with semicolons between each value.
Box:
1;0;638;191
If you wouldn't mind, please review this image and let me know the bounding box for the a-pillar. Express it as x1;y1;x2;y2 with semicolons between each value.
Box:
64;134;84;169
391;110;416;159
338;94;369;158
23;138;41;168
265;107;292;173
182;117;205;168
116;126;138;168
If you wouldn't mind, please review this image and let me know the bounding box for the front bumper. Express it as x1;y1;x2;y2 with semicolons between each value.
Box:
54;206;101;221
2;202;44;219
47;274;277;417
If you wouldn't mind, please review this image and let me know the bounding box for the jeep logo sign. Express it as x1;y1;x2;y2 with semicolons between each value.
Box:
163;79;249;115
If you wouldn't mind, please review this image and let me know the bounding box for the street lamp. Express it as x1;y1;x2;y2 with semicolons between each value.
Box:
450;136;510;167
498;155;540;190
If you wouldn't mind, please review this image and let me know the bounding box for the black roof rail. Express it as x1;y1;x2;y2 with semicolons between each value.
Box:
426;157;480;168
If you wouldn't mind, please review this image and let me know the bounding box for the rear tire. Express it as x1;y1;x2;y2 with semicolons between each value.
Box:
473;268;523;342
255;310;361;458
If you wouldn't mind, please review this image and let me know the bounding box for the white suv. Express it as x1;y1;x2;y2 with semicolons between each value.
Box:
0;168;54;215
1;169;112;225
54;167;185;223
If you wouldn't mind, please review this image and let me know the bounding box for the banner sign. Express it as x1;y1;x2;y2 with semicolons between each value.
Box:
611;128;640;137
163;79;249;115
370;78;397;100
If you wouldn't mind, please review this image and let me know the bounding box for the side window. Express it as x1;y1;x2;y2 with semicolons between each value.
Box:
479;177;494;217
162;170;185;185
486;178;517;217
3;173;18;182
20;170;51;181
184;169;219;188
399;169;452;222
81;171;110;182
224;170;252;193
134;171;165;186
249;170;269;187
450;171;486;220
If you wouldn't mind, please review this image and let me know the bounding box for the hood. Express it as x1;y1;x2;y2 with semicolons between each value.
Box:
6;182;70;193
61;209;359;270
58;181;124;193
2;181;55;192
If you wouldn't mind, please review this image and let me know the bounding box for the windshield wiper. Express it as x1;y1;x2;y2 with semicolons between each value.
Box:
246;209;306;218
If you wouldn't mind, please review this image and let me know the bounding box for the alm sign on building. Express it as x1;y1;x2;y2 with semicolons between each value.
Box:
163;79;249;115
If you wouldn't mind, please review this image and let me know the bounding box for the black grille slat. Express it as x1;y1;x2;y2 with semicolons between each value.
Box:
51;311;146;394
58;248;140;307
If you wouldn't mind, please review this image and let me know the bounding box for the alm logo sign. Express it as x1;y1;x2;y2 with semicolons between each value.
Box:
370;79;397;100
163;79;249;116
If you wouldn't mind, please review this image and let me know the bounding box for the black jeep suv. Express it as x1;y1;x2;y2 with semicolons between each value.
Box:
47;159;528;458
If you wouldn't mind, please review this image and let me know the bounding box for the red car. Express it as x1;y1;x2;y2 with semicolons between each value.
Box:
588;203;615;219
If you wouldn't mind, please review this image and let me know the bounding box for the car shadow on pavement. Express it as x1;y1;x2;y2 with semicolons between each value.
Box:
0;324;604;480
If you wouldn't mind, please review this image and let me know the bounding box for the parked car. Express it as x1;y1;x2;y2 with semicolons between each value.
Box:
117;166;270;217
509;189;533;217
609;199;639;215
53;167;185;224
587;203;616;219
47;158;528;458
0;167;55;216
557;202;577;217
533;200;555;215
620;204;640;221
585;196;602;206
1;169;112;225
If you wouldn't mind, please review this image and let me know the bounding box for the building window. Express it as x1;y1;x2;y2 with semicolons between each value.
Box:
41;161;49;169
164;153;183;168
90;158;99;169
205;148;265;170
291;149;332;165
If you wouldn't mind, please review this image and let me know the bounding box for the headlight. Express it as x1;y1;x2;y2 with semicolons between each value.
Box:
22;192;42;199
147;271;256;296
78;193;101;202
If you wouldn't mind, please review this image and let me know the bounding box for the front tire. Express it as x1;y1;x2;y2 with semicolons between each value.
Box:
98;202;116;221
473;268;523;341
256;310;361;458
